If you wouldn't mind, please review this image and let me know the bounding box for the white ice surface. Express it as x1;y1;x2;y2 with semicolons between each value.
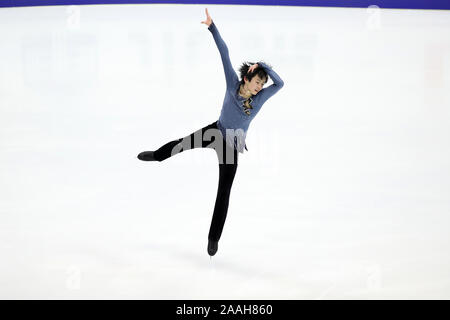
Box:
0;4;450;299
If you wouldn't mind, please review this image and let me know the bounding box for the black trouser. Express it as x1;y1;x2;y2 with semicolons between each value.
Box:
153;120;238;242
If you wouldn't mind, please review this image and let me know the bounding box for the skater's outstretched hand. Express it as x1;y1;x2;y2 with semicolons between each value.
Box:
201;8;212;27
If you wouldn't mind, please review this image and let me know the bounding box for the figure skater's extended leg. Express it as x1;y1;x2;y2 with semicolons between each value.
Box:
137;121;219;162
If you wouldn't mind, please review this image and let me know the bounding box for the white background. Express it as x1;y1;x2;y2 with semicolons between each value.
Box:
0;4;449;299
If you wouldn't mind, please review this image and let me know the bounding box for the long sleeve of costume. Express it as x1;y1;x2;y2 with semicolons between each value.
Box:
256;61;284;105
208;21;239;88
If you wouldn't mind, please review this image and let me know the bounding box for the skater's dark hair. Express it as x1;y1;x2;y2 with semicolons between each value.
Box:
238;61;270;86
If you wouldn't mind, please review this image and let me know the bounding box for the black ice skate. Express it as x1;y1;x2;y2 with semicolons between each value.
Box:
137;151;157;161
208;239;218;256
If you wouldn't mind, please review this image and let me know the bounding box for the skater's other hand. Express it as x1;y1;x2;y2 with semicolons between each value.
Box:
248;63;259;74
201;8;212;27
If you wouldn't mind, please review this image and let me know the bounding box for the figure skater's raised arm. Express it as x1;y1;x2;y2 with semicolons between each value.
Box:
201;8;239;88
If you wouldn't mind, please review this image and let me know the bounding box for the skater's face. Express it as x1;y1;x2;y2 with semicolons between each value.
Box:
244;75;267;95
